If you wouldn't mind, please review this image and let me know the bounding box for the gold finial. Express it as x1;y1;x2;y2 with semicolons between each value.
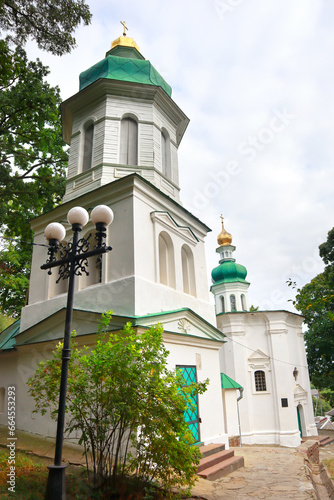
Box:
217;214;233;247
121;21;128;36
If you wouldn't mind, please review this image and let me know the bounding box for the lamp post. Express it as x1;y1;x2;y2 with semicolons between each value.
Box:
41;205;114;500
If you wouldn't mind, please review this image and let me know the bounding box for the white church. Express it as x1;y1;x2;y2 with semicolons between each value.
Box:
0;32;317;449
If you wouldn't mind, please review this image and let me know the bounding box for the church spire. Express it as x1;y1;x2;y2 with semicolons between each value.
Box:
211;216;250;314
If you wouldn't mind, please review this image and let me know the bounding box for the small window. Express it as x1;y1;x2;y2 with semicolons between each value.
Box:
161;129;171;178
83;122;94;171
254;370;267;392
281;398;288;407
241;294;246;311
120;117;138;165
230;294;236;311
221;296;225;313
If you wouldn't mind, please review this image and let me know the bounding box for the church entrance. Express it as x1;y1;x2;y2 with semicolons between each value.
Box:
177;365;201;443
297;404;306;437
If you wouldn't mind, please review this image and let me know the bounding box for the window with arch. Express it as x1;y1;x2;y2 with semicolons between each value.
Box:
80;230;102;289
120;116;138;165
181;244;196;296
254;370;267;392
230;294;236;311
158;232;175;289
48;242;69;298
83;122;94;171
221;296;225;313
241;294;246;311
161;129;171;178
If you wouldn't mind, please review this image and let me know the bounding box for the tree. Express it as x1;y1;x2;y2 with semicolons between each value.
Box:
28;313;208;498
0;41;68;316
0;0;92;318
0;0;91;56
288;228;334;391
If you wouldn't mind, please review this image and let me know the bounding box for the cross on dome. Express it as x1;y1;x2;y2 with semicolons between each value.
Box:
121;21;128;36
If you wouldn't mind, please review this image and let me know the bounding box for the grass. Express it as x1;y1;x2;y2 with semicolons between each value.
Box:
0;448;170;499
323;457;334;480
0;448;91;499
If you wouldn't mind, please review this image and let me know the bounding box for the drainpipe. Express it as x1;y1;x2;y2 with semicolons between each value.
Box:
237;387;244;447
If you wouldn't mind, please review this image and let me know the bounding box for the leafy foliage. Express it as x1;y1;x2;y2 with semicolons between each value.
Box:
288;227;334;391
0;0;91;56
28;313;208;498
0;40;68;316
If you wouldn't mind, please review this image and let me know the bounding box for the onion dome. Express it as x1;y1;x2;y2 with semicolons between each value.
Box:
211;261;248;284
217;216;232;247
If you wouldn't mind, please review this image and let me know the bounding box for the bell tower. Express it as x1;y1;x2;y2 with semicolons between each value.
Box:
211;217;250;314
61;34;189;204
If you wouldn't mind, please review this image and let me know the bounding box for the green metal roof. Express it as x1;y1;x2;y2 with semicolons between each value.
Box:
211;260;249;285
221;372;243;390
0;319;21;351
79;49;172;97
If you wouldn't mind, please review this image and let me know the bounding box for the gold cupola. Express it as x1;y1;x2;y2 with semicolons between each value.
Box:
110;21;141;53
217;215;233;247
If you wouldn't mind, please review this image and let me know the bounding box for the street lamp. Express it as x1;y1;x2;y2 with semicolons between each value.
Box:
41;205;114;500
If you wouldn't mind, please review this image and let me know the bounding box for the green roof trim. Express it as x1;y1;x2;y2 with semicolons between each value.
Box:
0;320;21;351
221;372;243;390
79;54;172;96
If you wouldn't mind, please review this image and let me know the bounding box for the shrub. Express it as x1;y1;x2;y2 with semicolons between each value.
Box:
28;312;208;498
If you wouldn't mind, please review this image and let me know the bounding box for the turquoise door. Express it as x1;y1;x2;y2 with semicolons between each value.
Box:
297;406;302;437
177;365;200;443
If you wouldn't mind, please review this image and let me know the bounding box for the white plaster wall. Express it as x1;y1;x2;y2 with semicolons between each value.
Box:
0;352;18;428
222;390;240;438
217;311;316;447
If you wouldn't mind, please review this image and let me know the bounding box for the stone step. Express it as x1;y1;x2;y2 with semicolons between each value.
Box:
197;449;234;473
319;436;334;447
197;455;245;481
199;443;225;458
302;435;334;447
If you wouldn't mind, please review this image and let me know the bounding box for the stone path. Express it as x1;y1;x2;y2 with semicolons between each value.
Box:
0;427;318;499
190;446;316;499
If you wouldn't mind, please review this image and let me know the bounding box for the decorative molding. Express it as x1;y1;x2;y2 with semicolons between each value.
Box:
151;211;198;244
178;318;191;334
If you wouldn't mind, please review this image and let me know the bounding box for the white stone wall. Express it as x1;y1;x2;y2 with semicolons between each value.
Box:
217;310;317;447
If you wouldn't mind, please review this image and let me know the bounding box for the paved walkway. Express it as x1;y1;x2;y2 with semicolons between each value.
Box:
190;446;316;500
0;427;317;499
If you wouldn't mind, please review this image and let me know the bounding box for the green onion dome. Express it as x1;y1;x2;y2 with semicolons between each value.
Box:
211;261;248;284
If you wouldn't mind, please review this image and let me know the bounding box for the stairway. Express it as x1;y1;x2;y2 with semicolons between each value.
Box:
302;435;334;447
197;443;244;481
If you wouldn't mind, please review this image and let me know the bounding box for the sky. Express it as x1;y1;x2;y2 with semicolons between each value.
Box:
25;0;334;312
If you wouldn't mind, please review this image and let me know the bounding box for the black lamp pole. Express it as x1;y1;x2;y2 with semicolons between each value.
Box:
41;208;112;500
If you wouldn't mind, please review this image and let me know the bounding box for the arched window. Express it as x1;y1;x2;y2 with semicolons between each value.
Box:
230;294;236;311
241;294;246;311
48;242;69;298
80;231;102;289
158;232;175;289
221;296;225;313
120;117;138;165
254;370;267;392
161;129;171;178
181;244;196;296
83;122;94;171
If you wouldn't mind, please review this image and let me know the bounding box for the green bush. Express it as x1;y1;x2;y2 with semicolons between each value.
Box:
28;312;208;498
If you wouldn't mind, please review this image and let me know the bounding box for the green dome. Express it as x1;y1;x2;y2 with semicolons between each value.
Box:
211;261;248;284
79;46;172;97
